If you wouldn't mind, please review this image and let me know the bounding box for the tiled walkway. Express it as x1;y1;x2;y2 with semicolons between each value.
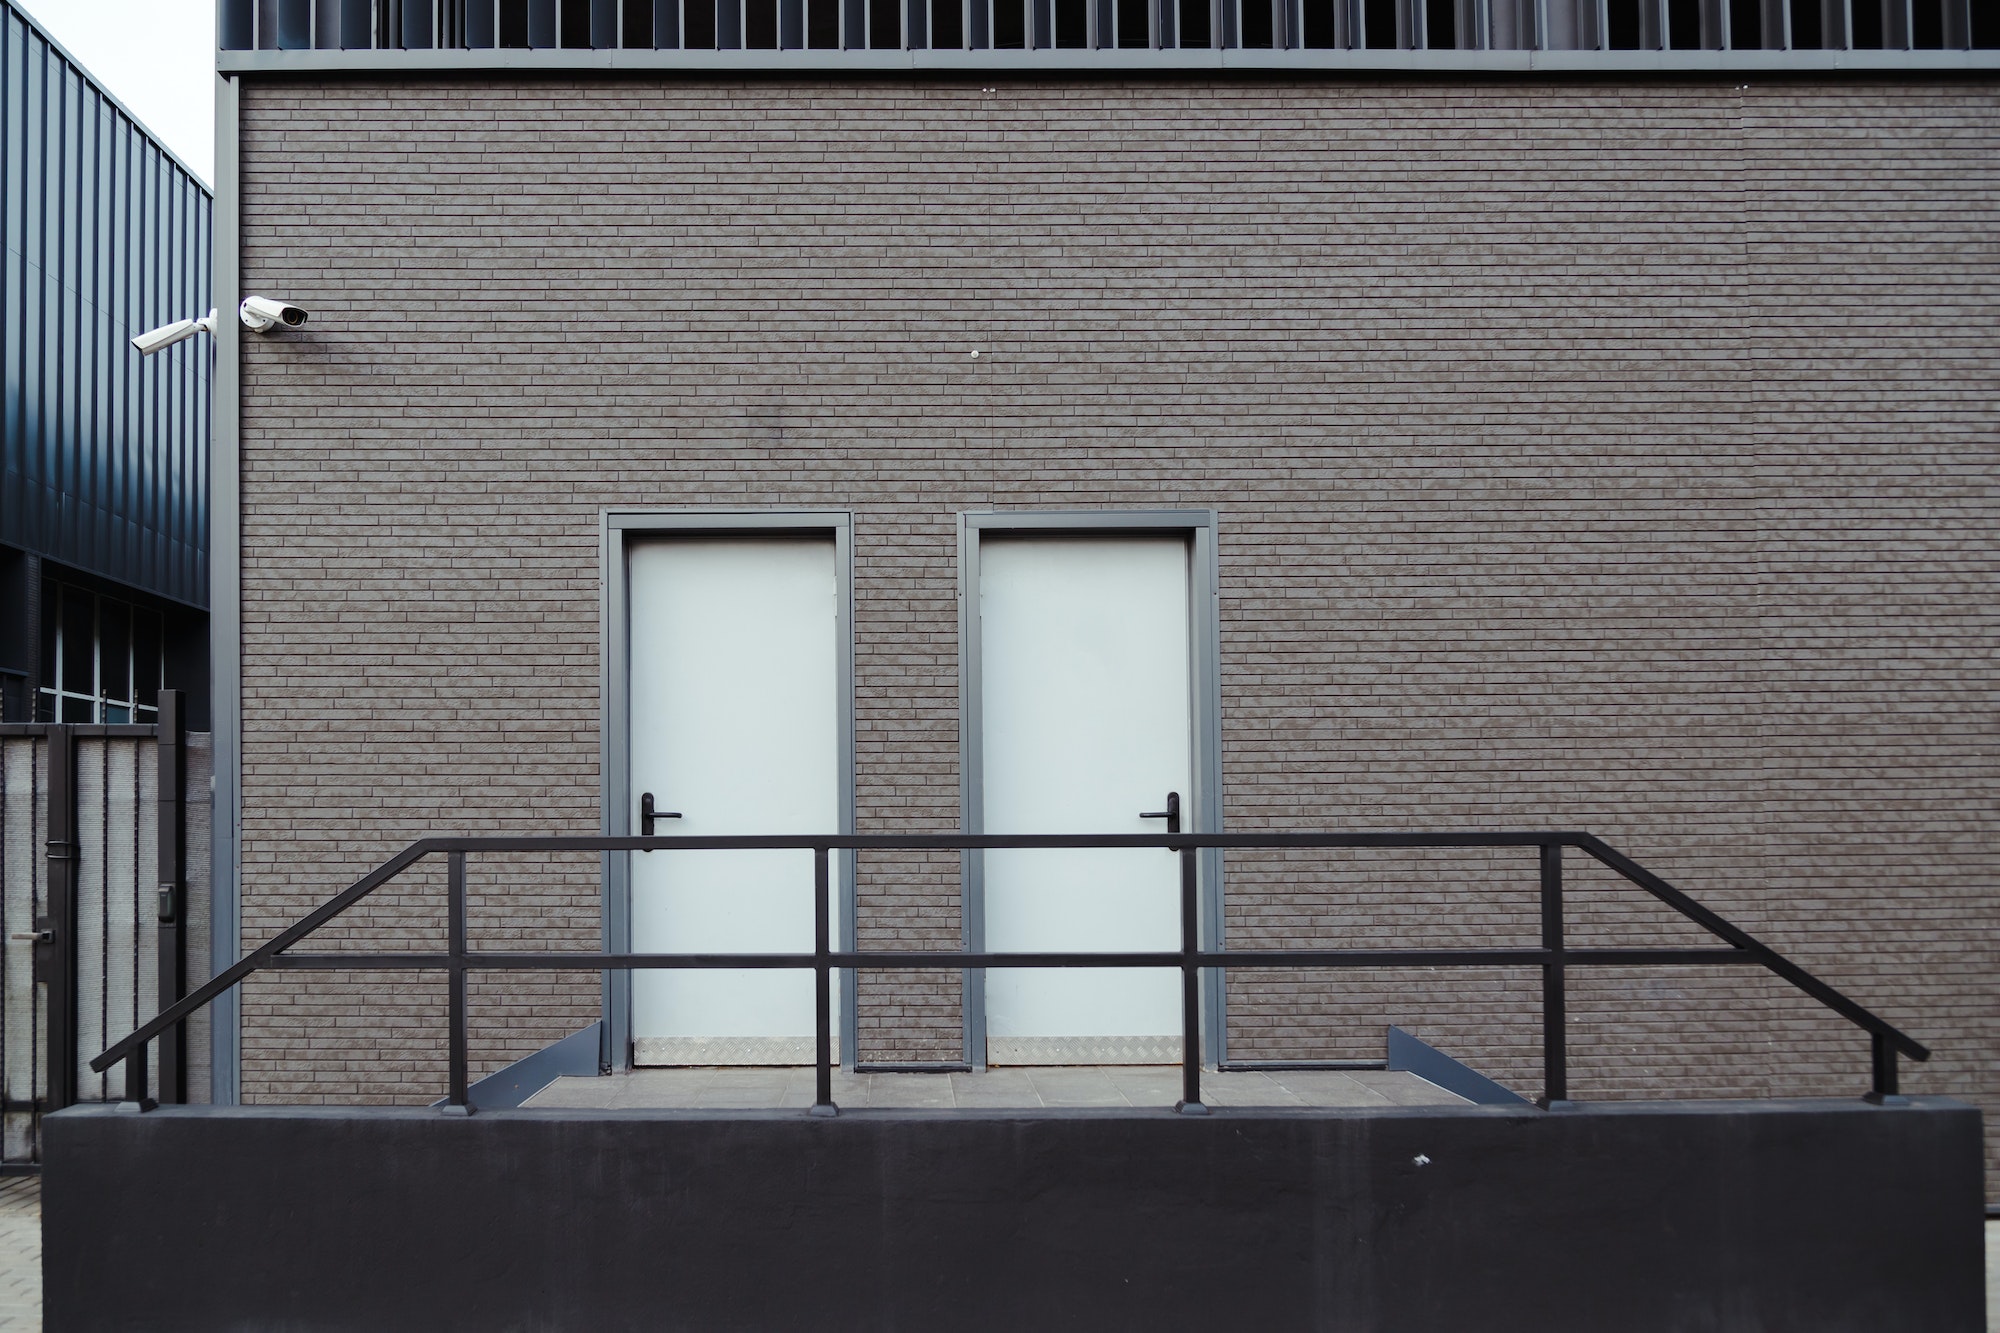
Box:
526;1064;1467;1111
1990;1220;1999;1332
0;1178;37;1332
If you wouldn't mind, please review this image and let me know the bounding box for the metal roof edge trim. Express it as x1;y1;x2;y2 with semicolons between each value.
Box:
216;45;2000;76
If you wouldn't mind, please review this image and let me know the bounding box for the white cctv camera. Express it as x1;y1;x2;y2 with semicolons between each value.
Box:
239;295;308;333
131;309;219;357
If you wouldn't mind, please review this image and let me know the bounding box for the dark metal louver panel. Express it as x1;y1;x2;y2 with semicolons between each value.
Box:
216;0;1985;50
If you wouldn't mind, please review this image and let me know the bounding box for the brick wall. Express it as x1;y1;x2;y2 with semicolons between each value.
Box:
235;77;1999;1187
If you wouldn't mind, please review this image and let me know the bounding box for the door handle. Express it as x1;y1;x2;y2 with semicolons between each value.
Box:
639;792;682;838
1139;791;1181;836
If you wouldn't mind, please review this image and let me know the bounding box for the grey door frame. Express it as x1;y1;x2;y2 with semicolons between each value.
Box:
599;509;858;1072
957;510;1226;1069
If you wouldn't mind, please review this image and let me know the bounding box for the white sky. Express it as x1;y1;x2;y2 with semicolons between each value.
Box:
17;0;214;185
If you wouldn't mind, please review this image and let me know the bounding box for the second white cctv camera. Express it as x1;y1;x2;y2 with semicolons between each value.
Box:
131;309;219;357
240;295;308;333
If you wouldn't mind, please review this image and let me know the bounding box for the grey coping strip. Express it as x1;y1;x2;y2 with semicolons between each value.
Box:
524;1067;1470;1111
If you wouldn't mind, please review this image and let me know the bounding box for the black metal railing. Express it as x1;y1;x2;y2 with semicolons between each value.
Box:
91;831;1928;1114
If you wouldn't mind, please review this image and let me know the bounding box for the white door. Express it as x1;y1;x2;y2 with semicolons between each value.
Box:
628;538;838;1065
979;536;1193;1065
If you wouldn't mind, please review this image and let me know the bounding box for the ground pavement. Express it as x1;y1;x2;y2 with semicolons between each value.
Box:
0;1178;36;1332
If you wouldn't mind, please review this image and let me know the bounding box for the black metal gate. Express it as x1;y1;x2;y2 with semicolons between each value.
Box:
0;692;204;1167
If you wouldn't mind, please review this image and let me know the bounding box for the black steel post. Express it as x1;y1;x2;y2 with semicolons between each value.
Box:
1539;842;1567;1107
118;1041;155;1113
1175;844;1206;1115
444;851;470;1114
155;691;187;1103
1867;1030;1903;1103
811;847;835;1116
44;726;77;1111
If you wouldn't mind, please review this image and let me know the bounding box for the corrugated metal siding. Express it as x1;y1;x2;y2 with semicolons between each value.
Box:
0;1;211;610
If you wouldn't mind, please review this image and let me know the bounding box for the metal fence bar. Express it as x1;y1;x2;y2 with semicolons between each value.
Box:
348;831;1588;853
42;729;75;1113
812;847;834;1115
1571;835;1927;1060
1869;1030;1900;1101
445;851;469;1113
262;945;1759;971
0;736;37;1163
1175;844;1204;1114
119;1040;153;1112
1539;841;1566;1105
156;692;186;1103
0;723;198;1158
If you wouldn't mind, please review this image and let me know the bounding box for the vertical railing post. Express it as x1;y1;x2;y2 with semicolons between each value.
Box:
1867;1031;1904;1104
811;846;836;1116
444;851;471;1114
1175;843;1206;1115
1539;841;1567;1107
155;690;187;1104
117;1042;155;1114
43;725;78;1113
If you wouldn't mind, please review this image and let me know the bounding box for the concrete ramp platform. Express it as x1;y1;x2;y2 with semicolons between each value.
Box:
43;1096;1986;1332
525;1064;1468;1110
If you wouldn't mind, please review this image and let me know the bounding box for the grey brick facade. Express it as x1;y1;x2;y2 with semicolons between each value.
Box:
232;77;1998;1186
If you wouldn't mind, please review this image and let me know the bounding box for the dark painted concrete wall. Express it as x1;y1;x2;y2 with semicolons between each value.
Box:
43;1098;1987;1331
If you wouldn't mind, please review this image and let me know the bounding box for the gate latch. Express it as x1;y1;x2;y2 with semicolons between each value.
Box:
10;919;55;982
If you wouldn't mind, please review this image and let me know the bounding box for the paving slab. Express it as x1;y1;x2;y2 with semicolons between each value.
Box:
1099;1066;1187;1107
947;1068;1039;1108
0;1177;37;1333
1023;1067;1128;1108
1988;1218;1998;1333
1268;1070;1400;1108
1345;1068;1479;1106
